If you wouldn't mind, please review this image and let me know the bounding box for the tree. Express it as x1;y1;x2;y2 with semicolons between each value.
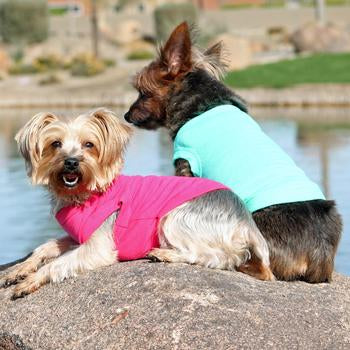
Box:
315;0;326;24
90;0;110;58
91;0;99;58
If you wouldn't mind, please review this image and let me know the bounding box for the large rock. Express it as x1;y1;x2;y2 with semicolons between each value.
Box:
210;33;253;70
113;19;143;45
0;48;10;73
0;260;349;349
290;22;350;53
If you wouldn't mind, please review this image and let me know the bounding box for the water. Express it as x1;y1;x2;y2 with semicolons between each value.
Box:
0;108;349;275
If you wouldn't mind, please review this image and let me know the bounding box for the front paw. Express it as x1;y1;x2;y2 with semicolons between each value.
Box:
0;271;25;288
11;273;44;300
0;263;36;288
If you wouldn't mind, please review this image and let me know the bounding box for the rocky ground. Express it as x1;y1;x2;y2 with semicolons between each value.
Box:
0;260;349;350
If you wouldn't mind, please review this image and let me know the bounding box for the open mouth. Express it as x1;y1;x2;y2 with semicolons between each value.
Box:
61;173;80;188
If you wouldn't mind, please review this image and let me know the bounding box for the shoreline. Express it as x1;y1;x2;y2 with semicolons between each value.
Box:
0;84;350;109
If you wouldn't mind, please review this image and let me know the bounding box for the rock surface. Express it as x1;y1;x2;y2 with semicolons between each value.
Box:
0;48;10;73
0;260;349;350
210;33;253;70
290;22;350;53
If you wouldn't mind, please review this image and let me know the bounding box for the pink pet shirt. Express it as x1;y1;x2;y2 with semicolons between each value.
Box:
56;175;229;261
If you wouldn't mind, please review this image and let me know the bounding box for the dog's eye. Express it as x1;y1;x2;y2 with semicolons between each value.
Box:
85;142;94;148
51;141;62;148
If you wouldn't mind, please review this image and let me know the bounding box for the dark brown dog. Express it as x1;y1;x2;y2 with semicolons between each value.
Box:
124;22;342;282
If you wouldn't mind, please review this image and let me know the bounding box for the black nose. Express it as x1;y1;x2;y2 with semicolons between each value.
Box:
64;158;79;171
124;111;131;123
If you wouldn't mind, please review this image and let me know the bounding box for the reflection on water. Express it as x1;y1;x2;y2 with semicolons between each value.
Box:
0;108;349;276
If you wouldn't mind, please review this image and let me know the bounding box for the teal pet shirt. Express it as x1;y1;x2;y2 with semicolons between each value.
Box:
173;105;325;212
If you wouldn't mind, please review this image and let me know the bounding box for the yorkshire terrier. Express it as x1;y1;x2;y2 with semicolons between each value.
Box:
0;109;274;299
124;22;342;283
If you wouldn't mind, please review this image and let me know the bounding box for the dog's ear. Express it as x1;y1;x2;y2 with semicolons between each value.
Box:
161;21;192;76
15;112;58;178
204;41;223;62
89;108;133;164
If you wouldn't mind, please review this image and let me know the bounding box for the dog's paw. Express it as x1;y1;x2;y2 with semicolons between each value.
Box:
0;272;24;288
147;248;185;264
147;252;162;263
237;262;276;282
11;273;43;300
147;249;169;263
147;254;162;263
0;263;36;288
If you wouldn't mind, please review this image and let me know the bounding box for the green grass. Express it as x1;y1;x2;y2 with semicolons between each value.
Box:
224;53;350;89
126;50;154;61
221;0;349;8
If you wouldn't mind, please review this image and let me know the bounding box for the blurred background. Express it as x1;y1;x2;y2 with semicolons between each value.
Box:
0;0;349;275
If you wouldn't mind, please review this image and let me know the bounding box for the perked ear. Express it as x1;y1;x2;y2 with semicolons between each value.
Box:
90;108;133;164
204;41;223;62
15;112;58;179
161;21;192;76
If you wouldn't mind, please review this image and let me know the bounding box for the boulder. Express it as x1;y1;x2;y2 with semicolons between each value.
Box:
210;33;253;70
290;22;350;53
0;260;349;349
113;20;143;45
123;39;155;56
0;48;10;73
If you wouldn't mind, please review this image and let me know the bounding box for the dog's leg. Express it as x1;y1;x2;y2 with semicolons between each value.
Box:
0;236;75;288
174;158;193;177
239;225;275;281
237;252;275;281
252;200;342;282
11;215;117;299
158;190;274;281
148;248;187;263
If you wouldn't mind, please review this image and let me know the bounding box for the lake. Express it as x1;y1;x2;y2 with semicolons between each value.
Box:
0;107;349;276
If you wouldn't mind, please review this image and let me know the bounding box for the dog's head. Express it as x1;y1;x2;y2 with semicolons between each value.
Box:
15;109;132;203
124;21;225;129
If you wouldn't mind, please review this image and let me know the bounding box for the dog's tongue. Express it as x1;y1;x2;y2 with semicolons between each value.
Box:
65;174;78;180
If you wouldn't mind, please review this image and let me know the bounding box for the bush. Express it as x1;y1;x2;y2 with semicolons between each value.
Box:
154;3;197;43
8;63;41;75
39;73;61;85
70;54;105;77
127;50;154;60
0;0;49;44
34;54;65;71
103;58;116;67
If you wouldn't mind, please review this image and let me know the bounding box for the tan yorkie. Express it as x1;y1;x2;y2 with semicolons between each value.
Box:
0;109;273;299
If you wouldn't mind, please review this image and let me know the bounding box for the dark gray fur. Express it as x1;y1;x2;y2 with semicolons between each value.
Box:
165;69;247;139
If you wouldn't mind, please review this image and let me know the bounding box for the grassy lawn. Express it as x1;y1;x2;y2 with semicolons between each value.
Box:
224;53;350;89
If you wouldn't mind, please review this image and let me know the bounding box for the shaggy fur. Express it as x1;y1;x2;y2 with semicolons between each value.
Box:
0;109;274;300
124;22;342;283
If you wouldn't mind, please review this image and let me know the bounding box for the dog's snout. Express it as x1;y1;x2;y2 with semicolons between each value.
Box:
64;158;79;170
124;111;131;123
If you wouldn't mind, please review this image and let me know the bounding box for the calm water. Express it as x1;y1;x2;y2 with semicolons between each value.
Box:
0;108;349;275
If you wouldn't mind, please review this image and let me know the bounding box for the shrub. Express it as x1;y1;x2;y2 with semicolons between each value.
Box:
154;3;197;43
8;63;40;75
34;54;65;72
39;73;61;85
127;50;154;60
70;54;105;77
0;0;49;44
103;58;116;67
